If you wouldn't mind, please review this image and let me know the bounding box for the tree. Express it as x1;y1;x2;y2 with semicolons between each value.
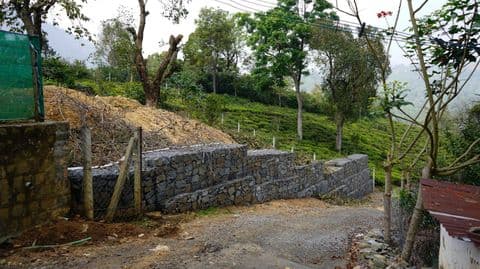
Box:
183;8;242;94
310;22;383;152
128;0;185;107
94;10;136;82
241;0;336;140
340;0;480;261
445;103;480;185
1;0;90;48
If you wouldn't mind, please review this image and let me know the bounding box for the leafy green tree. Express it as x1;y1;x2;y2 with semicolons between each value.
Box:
184;8;243;93
445;103;480;185
43;57;90;87
241;0;336;140
0;0;90;48
310;23;384;152
94;11;136;82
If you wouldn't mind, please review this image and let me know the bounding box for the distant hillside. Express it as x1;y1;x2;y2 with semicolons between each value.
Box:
388;64;480;114
301;64;480;114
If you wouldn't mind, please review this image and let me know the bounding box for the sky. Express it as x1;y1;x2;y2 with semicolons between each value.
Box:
50;0;445;66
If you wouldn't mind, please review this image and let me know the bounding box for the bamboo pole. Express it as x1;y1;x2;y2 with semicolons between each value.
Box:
105;136;136;222
134;127;143;216
81;125;94;220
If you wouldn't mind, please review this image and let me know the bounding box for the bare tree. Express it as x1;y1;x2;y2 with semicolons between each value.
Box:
128;0;184;107
338;0;480;262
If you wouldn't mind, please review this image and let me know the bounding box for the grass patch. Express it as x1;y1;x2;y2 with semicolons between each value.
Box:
195;207;232;217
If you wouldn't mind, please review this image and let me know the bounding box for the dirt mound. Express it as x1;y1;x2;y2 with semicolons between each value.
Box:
44;86;234;166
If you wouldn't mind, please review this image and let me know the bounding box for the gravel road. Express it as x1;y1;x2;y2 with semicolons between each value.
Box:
3;193;383;269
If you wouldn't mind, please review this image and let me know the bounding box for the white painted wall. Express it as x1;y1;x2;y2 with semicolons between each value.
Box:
439;225;480;269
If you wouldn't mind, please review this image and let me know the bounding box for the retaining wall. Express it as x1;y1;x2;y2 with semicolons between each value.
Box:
0;122;70;240
68;144;372;217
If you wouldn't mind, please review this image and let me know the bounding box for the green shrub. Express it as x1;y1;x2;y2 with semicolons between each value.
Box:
204;94;226;124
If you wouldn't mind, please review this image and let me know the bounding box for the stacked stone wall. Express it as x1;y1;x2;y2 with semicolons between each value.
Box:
0;122;70;240
69;144;373;216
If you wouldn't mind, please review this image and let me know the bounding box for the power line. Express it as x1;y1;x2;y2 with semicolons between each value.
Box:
237;0;276;9
211;0;257;13
240;0;278;7
213;0;411;42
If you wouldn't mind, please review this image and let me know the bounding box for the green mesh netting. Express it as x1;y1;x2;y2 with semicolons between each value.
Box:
0;30;44;121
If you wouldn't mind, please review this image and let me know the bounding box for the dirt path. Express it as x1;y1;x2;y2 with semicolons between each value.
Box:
2;192;383;269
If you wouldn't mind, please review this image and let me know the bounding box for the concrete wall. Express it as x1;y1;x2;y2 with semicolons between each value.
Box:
0;122;70;240
68;144;372;217
438;225;480;269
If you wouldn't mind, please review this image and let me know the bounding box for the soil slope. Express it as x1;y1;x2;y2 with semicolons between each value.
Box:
44;86;234;166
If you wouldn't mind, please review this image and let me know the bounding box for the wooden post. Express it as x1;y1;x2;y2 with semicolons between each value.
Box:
105;136;136;222
134;127;143;216
237;121;240;133
81;125;94;220
221;113;224;125
272;136;276;149
253;129;256;136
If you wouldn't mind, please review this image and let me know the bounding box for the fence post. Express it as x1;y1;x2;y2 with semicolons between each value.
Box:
237;121;240;133
253;129;256;136
81;125;94;220
134;127;143;216
221;113;224;125
313;153;317;161
291;146;294;153
105;135;136;222
272;136;276;149
372;167;376;189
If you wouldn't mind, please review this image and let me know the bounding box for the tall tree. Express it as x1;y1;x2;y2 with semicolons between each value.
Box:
94;10;136;82
241;0;336;140
183;8;242;93
310;23;384;152
1;0;90;48
129;0;186;107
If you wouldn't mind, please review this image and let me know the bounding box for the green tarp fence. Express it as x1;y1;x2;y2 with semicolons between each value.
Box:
0;30;44;121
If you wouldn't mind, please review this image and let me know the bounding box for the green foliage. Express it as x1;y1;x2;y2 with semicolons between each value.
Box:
310;22;384;122
240;0;336;87
444;103;480;185
77;80;145;103
94;11;136;81
162;90;426;185
43;57;90;88
371;81;413;116
417;0;479;69
204;94;226;124
183;8;243;93
0;0;90;46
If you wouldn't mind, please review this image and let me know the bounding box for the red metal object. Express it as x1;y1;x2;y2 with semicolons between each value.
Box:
421;179;480;246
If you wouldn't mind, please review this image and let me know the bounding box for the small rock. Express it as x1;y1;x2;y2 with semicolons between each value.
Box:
107;236;117;241
138;234;145;238
145;211;163;220
150;245;170;252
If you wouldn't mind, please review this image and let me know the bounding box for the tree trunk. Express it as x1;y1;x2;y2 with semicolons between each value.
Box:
383;157;393;244
401;158;432;262
294;80;303;140
335;111;344;152
144;85;158;107
132;0;182;107
213;70;218;94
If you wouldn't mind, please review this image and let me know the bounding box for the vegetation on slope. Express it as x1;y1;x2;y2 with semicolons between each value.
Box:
163;89;426;185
